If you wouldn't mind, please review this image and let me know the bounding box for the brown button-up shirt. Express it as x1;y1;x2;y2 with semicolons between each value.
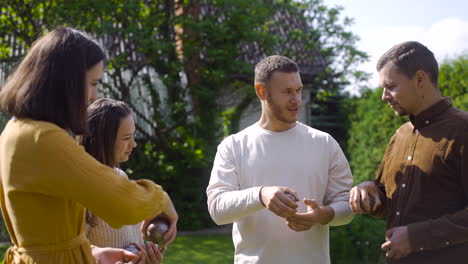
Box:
372;98;468;264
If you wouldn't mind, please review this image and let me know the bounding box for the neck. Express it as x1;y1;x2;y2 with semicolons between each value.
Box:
258;112;296;132
413;86;442;116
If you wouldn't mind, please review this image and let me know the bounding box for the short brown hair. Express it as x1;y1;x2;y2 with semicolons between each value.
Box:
254;55;299;84
76;98;132;168
376;41;438;86
0;26;106;134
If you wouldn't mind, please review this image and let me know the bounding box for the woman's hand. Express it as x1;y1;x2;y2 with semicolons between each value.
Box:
92;246;139;264
141;192;178;252
131;242;163;264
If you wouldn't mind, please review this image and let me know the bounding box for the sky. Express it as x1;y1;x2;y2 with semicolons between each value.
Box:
323;0;468;93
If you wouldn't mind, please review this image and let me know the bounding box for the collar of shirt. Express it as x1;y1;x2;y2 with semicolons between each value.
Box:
409;97;452;130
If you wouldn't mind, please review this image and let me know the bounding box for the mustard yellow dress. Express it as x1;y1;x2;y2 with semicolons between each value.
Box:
0;119;168;263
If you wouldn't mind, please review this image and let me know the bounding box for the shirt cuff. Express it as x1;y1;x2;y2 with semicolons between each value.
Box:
408;221;432;252
328;201;354;226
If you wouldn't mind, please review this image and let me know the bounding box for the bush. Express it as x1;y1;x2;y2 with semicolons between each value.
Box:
331;215;386;264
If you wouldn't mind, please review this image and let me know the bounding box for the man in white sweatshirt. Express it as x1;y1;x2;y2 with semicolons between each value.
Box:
206;55;354;264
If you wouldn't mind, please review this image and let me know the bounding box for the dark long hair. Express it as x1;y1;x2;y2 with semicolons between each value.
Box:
76;98;132;226
0;26;106;134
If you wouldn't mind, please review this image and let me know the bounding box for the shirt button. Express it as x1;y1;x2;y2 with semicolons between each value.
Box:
402;184;406;188
446;241;450;245
425;120;429;124
407;156;412;160
396;211;400;216
420;247;424;251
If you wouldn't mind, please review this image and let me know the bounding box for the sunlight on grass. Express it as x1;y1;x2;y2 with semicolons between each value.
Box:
0;235;233;264
164;235;234;264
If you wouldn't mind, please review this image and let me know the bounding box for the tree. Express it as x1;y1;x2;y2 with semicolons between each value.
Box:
0;0;367;229
439;54;468;110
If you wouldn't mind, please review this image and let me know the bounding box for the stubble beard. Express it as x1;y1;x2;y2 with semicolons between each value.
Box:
266;95;298;124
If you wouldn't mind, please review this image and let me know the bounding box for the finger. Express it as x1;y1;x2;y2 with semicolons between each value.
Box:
149;243;163;263
270;201;296;218
360;189;373;212
385;229;393;240
287;213;313;226
141;219;153;240
153;244;164;262
283;190;299;202
279;192;298;209
287;221;309;231
164;223;177;246
373;195;382;211
143;242;156;261
303;198;319;210
381;240;392;251
122;250;139;262
350;188;363;213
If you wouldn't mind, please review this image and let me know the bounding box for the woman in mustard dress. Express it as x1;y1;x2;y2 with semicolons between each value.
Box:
0;27;178;263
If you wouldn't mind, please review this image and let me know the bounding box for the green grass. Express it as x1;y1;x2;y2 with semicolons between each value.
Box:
0;235;234;264
164;235;234;263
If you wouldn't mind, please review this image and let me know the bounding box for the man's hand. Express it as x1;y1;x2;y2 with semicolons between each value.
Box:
381;226;412;260
349;181;383;214
286;199;334;231
260;186;298;218
92;246;139;264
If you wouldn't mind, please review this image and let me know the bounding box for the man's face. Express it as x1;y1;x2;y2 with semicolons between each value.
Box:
379;62;419;116
264;71;303;125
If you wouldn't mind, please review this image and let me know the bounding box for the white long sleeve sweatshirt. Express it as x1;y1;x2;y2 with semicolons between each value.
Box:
207;122;353;264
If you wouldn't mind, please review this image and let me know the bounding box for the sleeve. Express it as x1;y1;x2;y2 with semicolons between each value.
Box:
407;131;468;252
26;128;168;229
323;136;354;226
206;137;264;225
369;134;397;219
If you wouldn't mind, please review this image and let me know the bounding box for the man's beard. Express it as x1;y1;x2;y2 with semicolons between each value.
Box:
266;95;299;124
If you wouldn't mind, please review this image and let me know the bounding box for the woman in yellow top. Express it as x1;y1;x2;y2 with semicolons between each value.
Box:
0;27;178;264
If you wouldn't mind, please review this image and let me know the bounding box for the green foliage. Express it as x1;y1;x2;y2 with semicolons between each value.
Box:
439;54;468;110
0;0;366;231
330;215;386;264
345;87;405;183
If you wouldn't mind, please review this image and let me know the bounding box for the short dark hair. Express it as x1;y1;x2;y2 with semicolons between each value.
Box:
376;41;438;86
254;55;300;84
0;26;107;134
76;98;132;169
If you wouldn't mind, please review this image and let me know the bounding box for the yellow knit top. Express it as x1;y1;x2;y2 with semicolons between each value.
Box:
0;119;168;263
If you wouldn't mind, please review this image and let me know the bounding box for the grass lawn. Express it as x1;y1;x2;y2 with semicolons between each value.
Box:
0;234;234;264
164;234;234;263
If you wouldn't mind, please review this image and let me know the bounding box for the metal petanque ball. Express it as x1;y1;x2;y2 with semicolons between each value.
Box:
285;193;297;201
146;217;170;247
123;244;140;255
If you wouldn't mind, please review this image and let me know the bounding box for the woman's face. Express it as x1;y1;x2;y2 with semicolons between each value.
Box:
114;114;137;164
85;61;104;105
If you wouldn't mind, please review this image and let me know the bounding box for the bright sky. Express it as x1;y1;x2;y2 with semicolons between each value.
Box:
323;0;468;93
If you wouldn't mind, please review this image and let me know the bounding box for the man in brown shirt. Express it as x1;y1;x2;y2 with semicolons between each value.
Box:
349;41;468;264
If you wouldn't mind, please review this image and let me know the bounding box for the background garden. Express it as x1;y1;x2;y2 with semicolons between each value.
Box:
0;0;467;263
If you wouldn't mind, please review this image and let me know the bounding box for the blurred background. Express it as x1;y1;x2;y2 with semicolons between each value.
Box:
0;0;466;263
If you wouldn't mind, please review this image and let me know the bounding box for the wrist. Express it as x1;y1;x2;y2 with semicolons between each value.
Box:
318;206;335;225
259;186;266;207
